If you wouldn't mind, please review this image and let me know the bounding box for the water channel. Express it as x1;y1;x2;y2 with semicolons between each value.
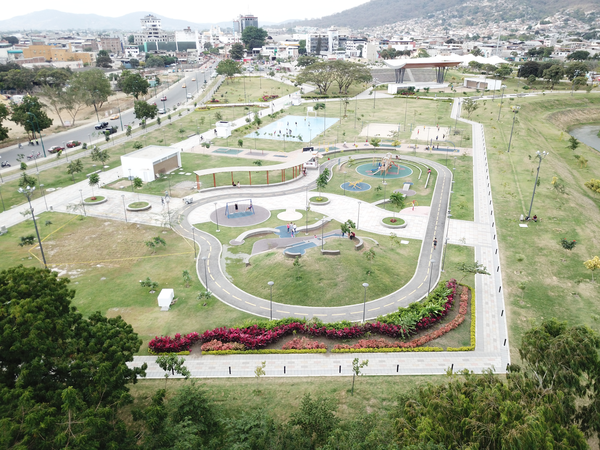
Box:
570;124;600;151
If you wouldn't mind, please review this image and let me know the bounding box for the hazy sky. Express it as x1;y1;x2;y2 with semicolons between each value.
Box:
5;0;370;23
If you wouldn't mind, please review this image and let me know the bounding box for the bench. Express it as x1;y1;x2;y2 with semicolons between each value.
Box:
229;227;280;245
354;236;364;251
285;251;302;259
296;218;331;234
320;249;340;255
86;169;102;178
188;133;197;138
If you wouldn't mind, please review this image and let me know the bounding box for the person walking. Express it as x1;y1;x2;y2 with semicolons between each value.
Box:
287;222;290;233
433;237;438;250
293;223;297;235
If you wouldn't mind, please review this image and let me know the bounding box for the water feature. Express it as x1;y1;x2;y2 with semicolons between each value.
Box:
570;124;600;152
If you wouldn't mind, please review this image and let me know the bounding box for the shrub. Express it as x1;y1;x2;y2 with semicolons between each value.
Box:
282;337;326;350
149;332;200;353
561;238;577;250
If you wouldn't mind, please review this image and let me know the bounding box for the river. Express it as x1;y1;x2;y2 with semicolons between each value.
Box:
570;124;600;151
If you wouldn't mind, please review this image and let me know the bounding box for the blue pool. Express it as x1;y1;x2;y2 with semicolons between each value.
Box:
245;115;339;142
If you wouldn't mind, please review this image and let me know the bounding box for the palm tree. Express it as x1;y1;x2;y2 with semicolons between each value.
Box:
88;173;100;200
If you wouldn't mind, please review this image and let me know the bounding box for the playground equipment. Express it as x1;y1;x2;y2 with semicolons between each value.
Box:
347;179;365;189
225;199;255;218
370;153;401;177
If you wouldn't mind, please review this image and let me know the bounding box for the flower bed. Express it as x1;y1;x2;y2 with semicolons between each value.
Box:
151;280;467;354
260;94;279;102
149;332;200;353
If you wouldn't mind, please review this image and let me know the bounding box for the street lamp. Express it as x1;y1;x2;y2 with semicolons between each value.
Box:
121;194;127;222
497;85;507;121
527;151;548;219
79;189;86;216
362;282;369;323
39;184;48;211
268;281;274;320
192;227;197;259
321;218;326;250
382;181;387;210
427;259;436;296
214;202;220;232
507;106;520;153
202;256;208;289
165;196;171;227
372;78;379;109
357;201;362;230
183;83;188;101
129;169;134;192
18;186;47;267
0;184;5;212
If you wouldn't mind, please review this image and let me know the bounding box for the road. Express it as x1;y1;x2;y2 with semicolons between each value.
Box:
0;63;217;167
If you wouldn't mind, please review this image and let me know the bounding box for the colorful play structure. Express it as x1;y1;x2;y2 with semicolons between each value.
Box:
370;153;401;177
225;199;255;218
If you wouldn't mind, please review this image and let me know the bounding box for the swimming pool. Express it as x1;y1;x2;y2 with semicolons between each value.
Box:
245;115;339;142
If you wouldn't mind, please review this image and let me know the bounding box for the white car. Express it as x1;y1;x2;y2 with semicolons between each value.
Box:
158;108;166;114
186;93;192;99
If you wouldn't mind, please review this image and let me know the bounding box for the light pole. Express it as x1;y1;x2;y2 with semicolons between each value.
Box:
268;281;274;320
321;218;326;250
427;259;436;296
202;256;208;289
357;201;361;230
192;227;197;259
362;282;369;323
0;184;5;212
18;186;47;267
165;196;171;227
39;184;48;211
497;85;506;121
214;202;220;232
382;181;387;210
129;169;134;192
121;194;127;222
343;171;347;196
79;189;86;216
507;106;520;153
527;151;548;219
305;205;309;236
372;78;379;109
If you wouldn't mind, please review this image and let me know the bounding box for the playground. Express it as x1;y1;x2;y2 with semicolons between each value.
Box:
355;153;414;179
245;115;339;142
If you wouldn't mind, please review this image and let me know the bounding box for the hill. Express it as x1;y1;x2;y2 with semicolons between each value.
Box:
291;0;600;29
0;10;230;32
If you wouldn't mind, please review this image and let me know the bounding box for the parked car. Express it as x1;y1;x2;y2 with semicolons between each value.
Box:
66;140;80;148
160;96;167;101
103;126;117;136
94;122;109;130
48;145;64;154
158;108;167;114
109;113;120;120
186;93;192;99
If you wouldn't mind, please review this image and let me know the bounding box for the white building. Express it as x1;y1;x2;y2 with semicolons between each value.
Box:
133;14;174;45
120;146;181;182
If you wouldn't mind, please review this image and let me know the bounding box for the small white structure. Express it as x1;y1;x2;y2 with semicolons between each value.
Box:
463;77;502;90
120;146;181;182
157;288;174;311
215;121;232;138
291;93;301;106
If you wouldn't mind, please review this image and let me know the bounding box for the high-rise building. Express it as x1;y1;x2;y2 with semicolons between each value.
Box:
233;14;258;34
133;14;174;45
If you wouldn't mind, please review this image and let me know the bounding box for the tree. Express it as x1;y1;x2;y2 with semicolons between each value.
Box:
128;34;134;44
254;361;266;387
389;192;406;212
18;172;37;188
3;35;18;45
542;64;565;88
298;39;307;55
495;64;512;79
145;55;166;68
91;146;110;166
129;58;140;68
470;47;483;56
293;256;302;280
567;50;590;61
229;42;245;60
527;74;537;85
215;59;242;80
364;249;376;276
518;61;540;78
10;96;53;141
316;168;330;198
203;42;213;51
133;176;143;200
119;70;149;99
315;37;322;55
455;261;490;284
237;138;244;148
565;61;588;81
296;61;337;95
182;270;191;288
370;138;381;148
70;69;112;120
0;266;146;449
351;358;369;395
290;393;339;448
584;256;600;282
39;83;67;127
156;355;191;389
3;68;35;93
96;49;113;68
66;159;84;181
568;135;580;151
417;48;430;58
0;103;9;141
340;219;356;237
297;56;319;67
241;26;268;51
145;236;166;254
88;173;100;199
331;60;372;94
134;100;158;121
462;98;479;118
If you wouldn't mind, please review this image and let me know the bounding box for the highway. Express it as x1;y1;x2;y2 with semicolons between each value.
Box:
0;62;217;167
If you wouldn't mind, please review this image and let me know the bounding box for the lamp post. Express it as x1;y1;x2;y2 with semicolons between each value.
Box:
497;85;506;121
202;256;208;289
192;227;197;259
357;201;361;230
18;186;47;268
0;184;5;212
441;237;449;271
507;106;520;153
343;171;347;196
427;259;436;296
26;112;46;157
183;83;188;101
39;184;48;211
214;202;220;232
372;78;379;109
129;169;134;192
268;281;274;320
79;189;86;216
382;181;387;210
527;151;548;219
305;205;310;236
165;196;171;227
362;282;369;323
321;218;326;250
121;194;128;222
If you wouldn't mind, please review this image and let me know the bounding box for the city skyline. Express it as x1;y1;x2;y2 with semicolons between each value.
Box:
2;0;370;27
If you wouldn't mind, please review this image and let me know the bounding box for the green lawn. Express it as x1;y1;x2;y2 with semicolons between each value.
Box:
210;76;296;105
468;94;600;362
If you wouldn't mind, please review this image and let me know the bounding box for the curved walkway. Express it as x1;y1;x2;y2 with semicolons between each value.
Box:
172;152;452;322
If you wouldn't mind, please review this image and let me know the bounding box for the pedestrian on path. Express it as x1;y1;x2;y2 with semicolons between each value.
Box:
287;222;290;232
293;223;297;235
161;197;165;206
433;237;438;250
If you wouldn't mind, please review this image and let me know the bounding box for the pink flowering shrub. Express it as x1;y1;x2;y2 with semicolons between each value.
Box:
282;337;326;350
200;340;245;351
148;332;200;353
